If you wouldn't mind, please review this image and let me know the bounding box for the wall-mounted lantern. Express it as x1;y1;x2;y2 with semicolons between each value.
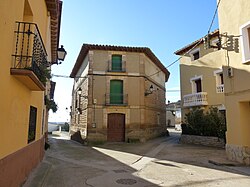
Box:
51;45;67;65
77;87;88;99
57;45;67;62
145;85;154;96
77;87;82;95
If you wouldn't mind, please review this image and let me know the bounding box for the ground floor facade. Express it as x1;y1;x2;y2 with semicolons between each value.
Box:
225;91;250;165
0;136;45;187
70;105;166;143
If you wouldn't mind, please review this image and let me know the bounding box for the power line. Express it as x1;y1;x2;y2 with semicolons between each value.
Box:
52;74;88;79
150;0;222;72
208;0;221;34
166;90;180;92
52;74;70;78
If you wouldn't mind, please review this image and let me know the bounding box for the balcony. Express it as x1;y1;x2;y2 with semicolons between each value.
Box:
216;84;224;93
107;60;126;72
183;92;208;107
11;22;49;91
105;93;128;106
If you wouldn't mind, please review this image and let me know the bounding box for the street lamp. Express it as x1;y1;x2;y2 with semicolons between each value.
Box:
145;85;154;96
57;45;67;61
77;87;82;95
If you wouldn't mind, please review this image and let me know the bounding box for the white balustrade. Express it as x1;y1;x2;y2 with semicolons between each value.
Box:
183;92;208;107
216;84;224;93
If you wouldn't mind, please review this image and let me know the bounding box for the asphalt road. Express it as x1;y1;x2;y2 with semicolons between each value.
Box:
23;129;250;187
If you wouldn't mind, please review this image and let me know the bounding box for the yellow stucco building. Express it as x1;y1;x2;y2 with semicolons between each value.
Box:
218;0;250;165
0;0;63;186
176;0;250;165
175;30;226;122
70;44;170;143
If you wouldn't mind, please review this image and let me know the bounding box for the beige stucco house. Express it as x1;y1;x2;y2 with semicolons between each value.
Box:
175;30;226;122
175;0;250;165
217;0;250;165
166;100;181;127
70;44;169;143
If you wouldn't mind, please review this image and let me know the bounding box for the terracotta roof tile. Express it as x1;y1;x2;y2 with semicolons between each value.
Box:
70;44;170;81
175;29;219;55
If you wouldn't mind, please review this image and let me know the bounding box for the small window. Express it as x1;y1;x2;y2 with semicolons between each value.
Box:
240;21;250;63
111;55;122;71
193;51;200;60
190;48;200;61
28;106;37;143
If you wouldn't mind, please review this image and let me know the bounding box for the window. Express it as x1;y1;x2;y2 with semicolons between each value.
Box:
111;55;122;71
190;75;203;93
240;21;250;63
189;48;200;61
193;51;200;60
195;79;202;93
214;69;224;93
28;106;37;143
110;80;123;104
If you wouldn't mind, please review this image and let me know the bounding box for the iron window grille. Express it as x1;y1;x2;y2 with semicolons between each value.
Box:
105;93;128;105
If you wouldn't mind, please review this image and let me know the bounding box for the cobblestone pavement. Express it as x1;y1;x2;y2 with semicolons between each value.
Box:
23;129;250;187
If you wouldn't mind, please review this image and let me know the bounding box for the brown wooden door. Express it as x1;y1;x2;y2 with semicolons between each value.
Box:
107;113;125;142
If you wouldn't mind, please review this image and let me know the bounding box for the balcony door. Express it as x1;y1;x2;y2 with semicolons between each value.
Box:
111;55;122;71
110;80;123;104
195;79;202;93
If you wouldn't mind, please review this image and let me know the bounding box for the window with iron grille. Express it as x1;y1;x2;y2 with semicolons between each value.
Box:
28;106;37;143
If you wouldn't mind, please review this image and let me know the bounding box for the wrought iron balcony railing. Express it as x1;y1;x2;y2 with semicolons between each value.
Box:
105;93;128;105
11;21;49;86
183;92;208;107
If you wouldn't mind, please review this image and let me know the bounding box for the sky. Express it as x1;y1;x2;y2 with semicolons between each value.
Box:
49;0;219;122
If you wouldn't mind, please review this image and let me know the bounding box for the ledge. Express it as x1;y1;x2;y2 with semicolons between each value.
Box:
10;69;45;91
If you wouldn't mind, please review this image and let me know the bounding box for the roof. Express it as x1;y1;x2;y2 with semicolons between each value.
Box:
70;44;170;81
174;29;220;55
45;0;62;63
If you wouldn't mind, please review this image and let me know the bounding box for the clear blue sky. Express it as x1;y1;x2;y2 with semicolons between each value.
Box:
49;0;219;122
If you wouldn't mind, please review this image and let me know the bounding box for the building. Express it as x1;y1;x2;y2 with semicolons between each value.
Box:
175;30;226;122
166;100;181;127
217;0;250;165
70;44;170;143
0;0;64;186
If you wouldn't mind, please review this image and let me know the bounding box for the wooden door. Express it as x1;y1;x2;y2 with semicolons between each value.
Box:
107;113;125;142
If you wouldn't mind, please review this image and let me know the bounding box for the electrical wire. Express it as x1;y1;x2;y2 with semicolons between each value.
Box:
53;1;222;80
52;74;88;79
148;0;222;73
148;39;202;77
208;0;221;34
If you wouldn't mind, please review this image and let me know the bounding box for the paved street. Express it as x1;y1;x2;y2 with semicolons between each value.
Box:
24;129;250;187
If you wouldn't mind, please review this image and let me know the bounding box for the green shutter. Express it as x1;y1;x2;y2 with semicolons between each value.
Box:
110;80;123;104
112;55;122;71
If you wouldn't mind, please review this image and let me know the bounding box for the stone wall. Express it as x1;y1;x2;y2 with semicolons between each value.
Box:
180;134;225;148
226;144;250;165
